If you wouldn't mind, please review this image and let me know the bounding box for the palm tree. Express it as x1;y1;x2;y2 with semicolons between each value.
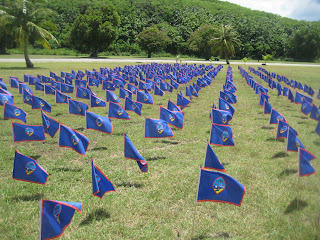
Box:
0;0;59;68
210;24;240;64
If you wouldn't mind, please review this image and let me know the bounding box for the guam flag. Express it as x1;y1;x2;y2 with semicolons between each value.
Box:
264;100;272;114
190;85;199;97
56;90;71;104
145;118;174;138
60;83;74;93
19;83;33;94
86;111;113;134
12;122;45;142
283;87;289;96
294;91;304;104
106;90;121;104
68;99;88;116
4;103;27;123
137;91;154;105
270;109;286;124
32;96;52;113
124;133;145;161
259;92;270;106
288;89;295;102
40;200;82;240
317;89;320;100
176;93;190;110
102;81;116;91
210;123;234;146
211;109;232;125
119;88;132;100
316;121;320;136
59;124;90;156
197;168;245;207
276;120;296;139
90;94;106;108
22;89;33;106
125;97;142;116
299;148;316;177
301;97;312;115
286;128;304;152
167;100;181;112
220;91;234;104
13;150;48;184
92;160;115;198
154;85;164;96
127;83;138;94
35;82;45;91
218;97;235;116
310;104;320;121
204;143;225;172
108;102;130;120
159;106;185;129
76;86;91;99
41;111;60;138
44;84;56;95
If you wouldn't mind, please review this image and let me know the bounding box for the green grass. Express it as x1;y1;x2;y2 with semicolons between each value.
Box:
0;62;320;239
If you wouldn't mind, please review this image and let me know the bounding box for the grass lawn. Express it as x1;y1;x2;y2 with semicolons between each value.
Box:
0;62;320;239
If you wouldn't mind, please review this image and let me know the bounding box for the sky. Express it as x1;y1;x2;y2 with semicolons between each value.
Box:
219;0;320;21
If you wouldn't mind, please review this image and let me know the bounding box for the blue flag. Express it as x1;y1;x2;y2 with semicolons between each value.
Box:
106;90;121;104
276;120;296;139
90;94;106;108
41;111;60;138
259;92;270;106
127;83;138;94
286;128;304;152
92;160;115;198
108;102;130;120
294;91;304;104
12;122;45;142
167;100;181;112
22;89;33;106
171;79;179;89
102;81;115;91
44;84;56;95
35;82;45;91
288;89;294;102
125;97;142;116
119;88;132;100
317;89;320;100
76;86;91;99
310;104;320;121
220;91;234;104
19;83;33;94
32;96;52;113
137;91;154;105
136;159;149;173
145;118;174;138
124;132;145;161
154;85;164;96
59;124;90;156
13;150;48;184
204;143;225;172
299;148;316;177
4;103;27;123
211;109;232;125
301;98;312;115
218;97;235;116
197;168;245;207
68;99;88;116
190;85;199;97
176;94;190;110
86;111;113;134
40;200;82;240
264;100;272;114
60;83;74;93
10;78;20;88
316;121;320;136
56;90;71;104
210;123;234;146
283;87;289;96
270;109;286;124
159;106;185;129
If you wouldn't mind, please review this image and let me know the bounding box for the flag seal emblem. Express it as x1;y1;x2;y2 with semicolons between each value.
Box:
169;113;175;121
131;87;135;92
51;89;55;93
40;100;44;107
277;115;284;121
125;92;129;97
132;103;137;109
156;123;164;134
222;130;229;142
2;95;8;103
280;126;287;133
295;137;300;148
302;103;307;109
225;103;229;110
316;112;319;118
174;107;179;111
25;127;34;136
25;161;36;175
117;107;124;115
224;95;229;100
25;95;30;102
53;204;62;223
96;174;101;182
213;177;226;194
144;95;148;101
14;109;21;116
96;117;103;127
112;93;117;100
72;134;79;145
222;114;227;124
62;96;66;101
83;90;87;97
77;104;82;112
46;120;50;127
65;86;69;91
96;99;101;104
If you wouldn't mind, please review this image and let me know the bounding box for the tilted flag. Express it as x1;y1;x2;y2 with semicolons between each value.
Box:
310;104;320;121
13;150;48;184
108;101;130;120
10;78;20;88
76;86;91;100
12;122;45;142
259;92;270;106
32;96;52;113
106;90;121;104
316;121;320;136
190;85;199;98
264;100;272;114
3;103;27;123
125;97;142;116
44;84;56;95
59;124;90;156
19;83;33;94
35;82;44;91
276;120;297;139
176;93;190;110
159;106;184;129
299;148;316;177
288;89;294;102
40;200;82;240
41;111;60;138
294;91;304;104
210;123;234;146
204;143;225;172
56;90;71;104
60;83;74;93
102;81;116;91
317;89;320;100
301;97;312;115
220;91;234;104
136;159;149;173
154;85;164;96
90;94;106;108
127;83;138;94
283;87;289;96
86;111;113;134
286;128;304;152
197;168;245;207
119;88;132;100
137;91;154;105
124;132;145;161
270;109;286;124
145;118;174;138
92;160;115;198
68;99;88;116
218;97;235;116
167;100;181;112
211;109;232;125
22;89;33;106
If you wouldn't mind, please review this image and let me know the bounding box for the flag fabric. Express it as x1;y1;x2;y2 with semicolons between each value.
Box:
218;97;235;116
283;87;289;96
76;86;91;99
167;100;181;112
276;120;291;139
124;133;145;161
86;111;113;134
108;101;130;120
204;143;225;172
12;122;45;142
41;111;60;138
286;128;304;152
196;168;245;207
316;121;320;136
288;89;295;102
60;83;74;93
136;159;149;173
10;78;20;88
301;98;312;115
68;99;88;116
127;83;138;94
32;96;52;113
106;90;121;104
22;89;33;106
310;104;320;121
299;148;316;177
190;85;199;97
13;150;48;184
3;103;27;123
211;109;232;125
154;85;164;96
210;123;234;146
124;97;142;116
159;106;185;129
19;83;33;94
119;88;132;99
35;82;45;91
56;90;70;104
259;93;270;106
59;124;90;156
264;100;272;114
92;160;115;198
220;91;234;104
145;118;174;138
102;81;116;91
44;84;56;95
90;94;106;108
317;89;320;100
294;91;304;104
270;109;286;124
40;200;82;240
137;91;154;105
176;94;190;110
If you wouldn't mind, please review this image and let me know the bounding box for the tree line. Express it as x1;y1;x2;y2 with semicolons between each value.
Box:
1;0;320;67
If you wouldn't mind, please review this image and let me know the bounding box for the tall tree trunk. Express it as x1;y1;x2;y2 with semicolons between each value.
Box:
225;52;229;64
24;39;33;68
90;48;98;58
147;50;152;58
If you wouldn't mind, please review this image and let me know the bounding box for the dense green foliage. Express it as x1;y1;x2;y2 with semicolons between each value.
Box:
1;0;320;61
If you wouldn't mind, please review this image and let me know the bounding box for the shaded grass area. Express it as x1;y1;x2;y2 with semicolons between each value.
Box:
0;62;320;239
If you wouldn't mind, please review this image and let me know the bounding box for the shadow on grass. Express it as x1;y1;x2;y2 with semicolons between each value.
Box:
52;167;82;172
75;127;84;131
80;208;110;226
272;151;288;159
261;126;275;130
298;116;308;120
284;198;307;214
278;168;298;177
29;155;41;160
55;112;63;116
112;132;124;136
1;67;47;70
313;140;320;146
191;232;230;239
297;121;306;125
155;140;179;145
206;130;210;134
90;146;108;151
147;156;166;161
266;137;284;142
116;181;143;188
12;193;44;202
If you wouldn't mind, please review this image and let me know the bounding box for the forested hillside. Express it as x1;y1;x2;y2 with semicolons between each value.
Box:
1;0;320;61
